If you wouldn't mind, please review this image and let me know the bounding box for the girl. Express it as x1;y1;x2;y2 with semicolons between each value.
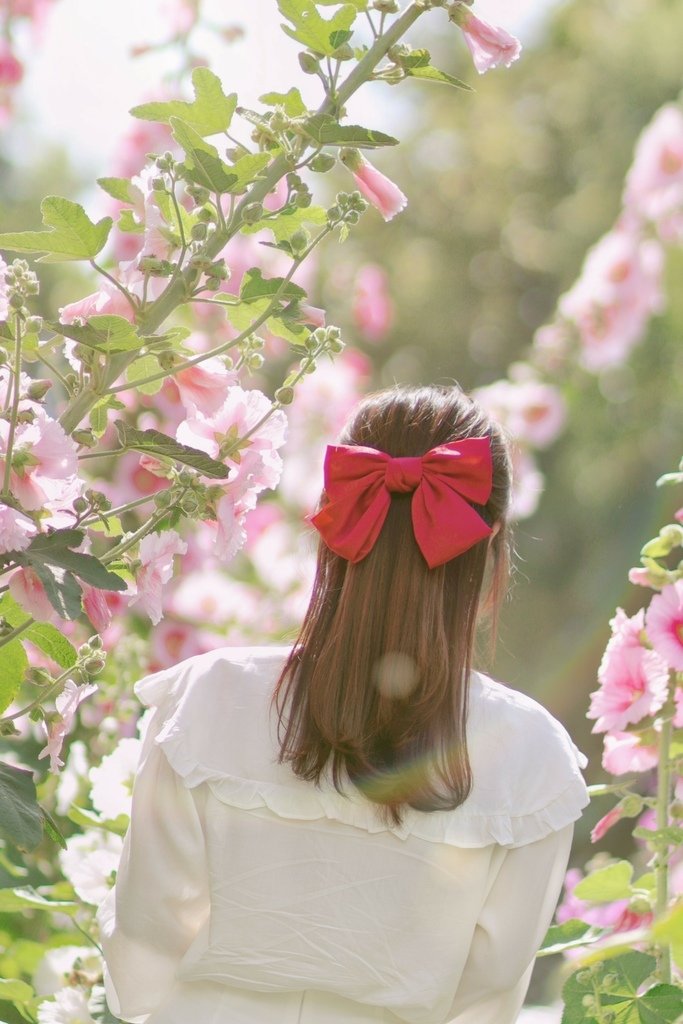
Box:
97;384;588;1024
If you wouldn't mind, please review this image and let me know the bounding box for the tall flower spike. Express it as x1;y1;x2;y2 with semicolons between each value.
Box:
340;148;408;222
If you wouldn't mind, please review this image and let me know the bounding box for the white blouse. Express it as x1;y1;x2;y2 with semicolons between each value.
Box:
96;646;589;1024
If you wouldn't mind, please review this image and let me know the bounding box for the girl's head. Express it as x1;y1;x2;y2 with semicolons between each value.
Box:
273;383;513;826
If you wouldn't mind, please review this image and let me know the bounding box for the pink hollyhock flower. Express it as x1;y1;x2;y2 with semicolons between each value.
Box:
174;357;237;417
473;377;566;450
602;730;658;775
609;607;646;647
299;304;327;329
645;580;683;671
591;805;624;843
38;679;98;773
130;164;178;263
454;9;522;74
128;529;187;624
81;584;113;633
8;565;58;623
624;104;683;239
0;412;79;512
340;148;407;222
628;566;660;589
0;502;37;553
213;492;248;561
353;264;394;342
0;41;24;87
588;644;669;733
676;507;683;525
559;229;664;372
59;283;136;325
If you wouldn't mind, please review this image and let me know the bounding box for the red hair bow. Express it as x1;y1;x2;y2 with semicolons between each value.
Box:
310;438;493;569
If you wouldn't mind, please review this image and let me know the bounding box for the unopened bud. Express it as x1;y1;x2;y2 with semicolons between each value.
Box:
247;353;264;370
179;493;200;515
289;230;309;255
89;635;103;650
72;428;97;447
152;176;167;192
84;656;106;675
154;487;175;509
295;190;312;209
275;386;295;405
298;51;320;74
157;351;180;370
191;222;208;241
309;153;336;173
25;316;43;334
241;202;264;225
26;378;53;401
73;495;90;514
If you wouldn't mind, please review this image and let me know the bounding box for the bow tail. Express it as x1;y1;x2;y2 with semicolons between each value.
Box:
310;486;391;563
412;483;493;569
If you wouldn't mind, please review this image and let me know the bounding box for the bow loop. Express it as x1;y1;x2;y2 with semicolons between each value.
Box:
310;438;493;568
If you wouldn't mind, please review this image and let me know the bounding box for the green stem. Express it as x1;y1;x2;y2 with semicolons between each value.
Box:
56;2;426;434
1;665;71;723
0;615;36;656
79;493;158;527
654;678;676;984
89;260;138;314
1;313;24;499
100;495;188;564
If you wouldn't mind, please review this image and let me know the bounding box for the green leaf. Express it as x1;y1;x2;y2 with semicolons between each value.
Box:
23;623;77;670
242;204;328;242
47;315;142;354
277;0;357;56
0;978;34;1002
0;196;112;263
67;803;129;837
113;421;231;479
652;901;683;971
633;825;683;846
224;152;272;194
637;985;683;1023
573;860;634;903
126;353;164;395
0;885;78;916
21;533;127;593
87;515;124;538
130;66;237;136
302;114;399;148
0;763;43;852
0;639;28;716
240;268;307;303
404;64;473;91
538;918;607;957
561;952;658;1024
117;208;144;234
96;176;143;206
40;806;67;850
24;562;82;620
259;87;307;117
170;117;240;193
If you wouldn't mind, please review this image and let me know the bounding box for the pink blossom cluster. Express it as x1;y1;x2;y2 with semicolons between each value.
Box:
0;255;9;321
624;104;683;245
471;371;566;519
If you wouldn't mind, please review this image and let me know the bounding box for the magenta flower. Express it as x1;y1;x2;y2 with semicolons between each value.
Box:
454;9;521;75
645;580;683;671
0;41;24;88
340;149;407;222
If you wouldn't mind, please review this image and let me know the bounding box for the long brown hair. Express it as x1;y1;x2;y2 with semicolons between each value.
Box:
271;384;513;826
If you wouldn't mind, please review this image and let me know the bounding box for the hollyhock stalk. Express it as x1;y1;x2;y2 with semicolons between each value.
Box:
654;680;677;983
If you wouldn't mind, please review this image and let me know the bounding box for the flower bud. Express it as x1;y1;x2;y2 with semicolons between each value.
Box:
84;656;106;675
0;720;20;736
152;176;167;192
247;353;264;370
26;378;53;401
295;190;312;209
372;0;399;11
275;386;295;405
332;43;354;60
191;222;208;241
26;667;52;686
178;468;195;486
89;634;103;650
25;315;43;333
154;487;175;509
180;493;200;515
72;428;97;447
29;706;45;721
289;230;309;255
9;293;25;310
72;495;90;514
309;153;335;174
298;52;320;74
157;351;180;370
241;202;264;225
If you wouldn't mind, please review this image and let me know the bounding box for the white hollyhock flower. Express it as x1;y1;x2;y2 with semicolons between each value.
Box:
89;738;141;820
59;830;122;906
37;985;96;1024
55;741;90;816
33;946;102;997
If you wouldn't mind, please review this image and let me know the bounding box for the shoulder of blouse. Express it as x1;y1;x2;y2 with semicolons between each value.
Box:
133;649;589;850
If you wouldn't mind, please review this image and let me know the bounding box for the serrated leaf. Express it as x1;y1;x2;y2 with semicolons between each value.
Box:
0;884;78;915
538;918;607;957
652;900;683;971
240;268;307;303
96;177;143;206
47;315;143;354
0;639;28;715
130;66;237;136
277;0;357;56
0;196;112;263
24;562;82;620
113;421;230;479
633;825;683;846
0;763;43;852
315;0;366;7
224;152;272;194
404;64;473;91
21;534;127;593
573;861;634;903
126;353;163;395
87;515;124;537
259;87;307;117
0;590;79;666
242;204;327;242
67;803;129;837
117;208;144;234
302;114;398;148
170;117;239;193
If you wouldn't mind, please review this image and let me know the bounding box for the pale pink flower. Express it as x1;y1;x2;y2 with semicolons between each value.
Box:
340;149;407;222
174;356;237;417
128;529;187;624
148;618;208;668
9;565;58;623
299;304;327;329
645;580;683;671
473;377;566;450
59;283;136;325
588;644;670;733
676;507;683;525
130;164;178;263
559;229;665;371
353;264;394;341
213;493;248;561
138;454;170;478
609;606;646;647
0;41;24;87
0;502;37;553
455;10;522;74
556;867;629;928
602;730;658;775
509;446;544;520
38;679;98;774
0;412;79;511
591;805;624;843
624;104;683;239
628;567;660;589
81;584;113;633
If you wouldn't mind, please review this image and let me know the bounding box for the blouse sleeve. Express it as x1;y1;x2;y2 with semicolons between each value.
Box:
96;704;210;1024
446;822;574;1024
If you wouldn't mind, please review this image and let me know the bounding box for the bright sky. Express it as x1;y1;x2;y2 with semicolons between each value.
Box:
14;0;558;182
